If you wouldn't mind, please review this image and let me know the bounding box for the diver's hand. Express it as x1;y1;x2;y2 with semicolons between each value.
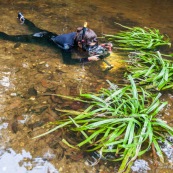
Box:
100;43;113;52
88;55;100;61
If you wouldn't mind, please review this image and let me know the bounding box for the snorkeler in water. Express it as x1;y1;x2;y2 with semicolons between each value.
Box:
0;12;112;65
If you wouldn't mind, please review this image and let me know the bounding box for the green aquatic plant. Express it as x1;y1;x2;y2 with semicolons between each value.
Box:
127;51;173;90
104;22;171;51
34;76;173;173
33;24;173;172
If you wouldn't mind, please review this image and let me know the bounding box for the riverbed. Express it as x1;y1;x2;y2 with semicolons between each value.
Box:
0;0;173;172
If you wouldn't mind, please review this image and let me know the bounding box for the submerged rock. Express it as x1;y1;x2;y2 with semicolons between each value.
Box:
28;87;38;96
13;43;21;49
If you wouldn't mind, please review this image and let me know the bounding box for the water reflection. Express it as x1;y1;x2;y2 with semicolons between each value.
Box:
161;137;173;163
0;122;59;173
0;149;59;173
131;159;151;173
0;67;15;112
0;75;10;88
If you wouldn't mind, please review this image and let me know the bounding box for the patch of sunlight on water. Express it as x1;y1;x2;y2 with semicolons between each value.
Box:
161;137;173;163
0;149;59;173
100;52;126;72
131;159;151;173
0;64;16;112
0;123;8;130
0;122;59;173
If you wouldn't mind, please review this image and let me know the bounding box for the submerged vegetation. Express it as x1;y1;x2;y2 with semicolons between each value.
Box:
104;22;171;51
36;76;172;173
35;23;173;172
127;51;173;90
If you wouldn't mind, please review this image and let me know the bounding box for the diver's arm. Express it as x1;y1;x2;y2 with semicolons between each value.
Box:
88;55;100;61
79;55;100;63
81;53;110;62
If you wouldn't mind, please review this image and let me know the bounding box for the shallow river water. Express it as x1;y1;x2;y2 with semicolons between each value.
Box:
0;0;173;173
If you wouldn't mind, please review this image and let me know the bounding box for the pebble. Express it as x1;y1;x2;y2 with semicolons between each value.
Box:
59;167;63;171
14;42;21;48
39;61;46;64
20;142;25;147
10;93;17;96
29;96;36;100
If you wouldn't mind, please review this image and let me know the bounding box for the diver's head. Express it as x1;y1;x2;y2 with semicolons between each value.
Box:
75;24;98;51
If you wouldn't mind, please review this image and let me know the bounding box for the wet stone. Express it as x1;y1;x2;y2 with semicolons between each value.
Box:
69;101;85;110
27;121;46;130
42;147;56;161
11;120;18;133
13;42;21;49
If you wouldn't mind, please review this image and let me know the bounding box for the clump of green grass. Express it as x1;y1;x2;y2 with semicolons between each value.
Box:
33;23;173;172
104;22;171;51
127;51;173;90
34;76;173;173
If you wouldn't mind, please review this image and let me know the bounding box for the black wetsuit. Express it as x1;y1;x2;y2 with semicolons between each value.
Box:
0;18;87;64
51;32;77;50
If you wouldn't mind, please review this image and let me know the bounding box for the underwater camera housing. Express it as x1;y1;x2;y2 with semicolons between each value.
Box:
88;44;110;59
88;44;113;70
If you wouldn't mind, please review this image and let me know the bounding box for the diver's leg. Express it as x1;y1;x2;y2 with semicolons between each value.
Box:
24;19;45;33
0;31;57;46
0;12;56;43
0;13;58;47
18;12;56;36
0;32;45;44
18;12;45;33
